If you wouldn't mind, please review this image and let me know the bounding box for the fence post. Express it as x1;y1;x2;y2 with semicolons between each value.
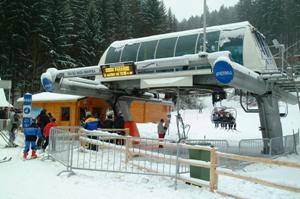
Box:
69;134;74;173
293;130;298;155
125;136;132;163
174;142;180;190
125;128;130;136
269;139;272;156
209;147;218;192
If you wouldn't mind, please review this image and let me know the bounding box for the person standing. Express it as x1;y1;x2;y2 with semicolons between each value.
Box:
8;109;19;147
23;120;42;159
103;114;114;129
36;109;50;148
114;113;125;135
114;113;125;145
42;118;57;152
157;119;165;148
82;112;98;150
82;112;98;130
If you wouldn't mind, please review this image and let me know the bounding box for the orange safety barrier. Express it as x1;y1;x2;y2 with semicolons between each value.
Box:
124;121;140;144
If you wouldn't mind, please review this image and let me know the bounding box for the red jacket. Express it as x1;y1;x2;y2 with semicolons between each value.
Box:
43;121;57;137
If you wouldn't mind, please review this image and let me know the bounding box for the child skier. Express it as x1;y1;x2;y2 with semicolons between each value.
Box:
23;119;42;159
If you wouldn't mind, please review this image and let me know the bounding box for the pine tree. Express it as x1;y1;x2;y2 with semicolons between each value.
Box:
80;0;104;66
285;0;300;44
112;0;133;40
140;0;167;36
127;0;144;38
166;8;177;33
46;0;77;69
236;0;255;23
207;10;218;26
265;0;285;42
69;0;89;66
0;0;37;96
95;0;115;46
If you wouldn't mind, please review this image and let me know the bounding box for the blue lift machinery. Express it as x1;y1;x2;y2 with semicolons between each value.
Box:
41;21;300;154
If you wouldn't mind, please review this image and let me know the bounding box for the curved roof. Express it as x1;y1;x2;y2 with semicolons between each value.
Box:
109;21;251;48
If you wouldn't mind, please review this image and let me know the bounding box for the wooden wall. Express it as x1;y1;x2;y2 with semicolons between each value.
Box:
131;101;172;123
32;100;78;126
30;98;172;126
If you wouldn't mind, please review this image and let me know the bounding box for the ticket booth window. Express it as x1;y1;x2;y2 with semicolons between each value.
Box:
61;107;70;121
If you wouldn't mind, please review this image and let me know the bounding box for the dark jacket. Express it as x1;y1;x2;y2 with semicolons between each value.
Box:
103;119;114;129
114;116;125;135
114;116;124;129
37;111;50;131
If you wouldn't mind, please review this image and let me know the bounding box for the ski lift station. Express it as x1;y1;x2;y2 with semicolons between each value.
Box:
41;21;300;154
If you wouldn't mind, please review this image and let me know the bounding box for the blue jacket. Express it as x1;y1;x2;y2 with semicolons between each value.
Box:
24;127;42;137
82;117;98;130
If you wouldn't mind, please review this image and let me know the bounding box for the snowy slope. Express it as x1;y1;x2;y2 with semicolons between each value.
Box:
0;97;300;199
138;97;300;143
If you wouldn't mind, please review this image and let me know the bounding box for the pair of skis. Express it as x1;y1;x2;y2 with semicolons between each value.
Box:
0;156;12;163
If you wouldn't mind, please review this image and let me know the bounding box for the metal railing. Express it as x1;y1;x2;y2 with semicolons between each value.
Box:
0;119;9;130
47;126;300;196
48;127;192;179
0;119;10;145
239;130;299;156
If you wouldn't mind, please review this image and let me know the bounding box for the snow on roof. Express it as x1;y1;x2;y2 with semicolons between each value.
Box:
109;21;251;48
17;92;85;103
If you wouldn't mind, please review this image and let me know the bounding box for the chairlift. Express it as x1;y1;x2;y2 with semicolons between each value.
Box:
211;106;237;130
279;102;288;117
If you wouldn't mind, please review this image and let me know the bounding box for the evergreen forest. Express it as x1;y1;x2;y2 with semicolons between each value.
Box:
0;0;299;102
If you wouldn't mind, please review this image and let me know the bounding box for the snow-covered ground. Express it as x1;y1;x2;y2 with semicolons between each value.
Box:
1;97;300;199
138;96;300;143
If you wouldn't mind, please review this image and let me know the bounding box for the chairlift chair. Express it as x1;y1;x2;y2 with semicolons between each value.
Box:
279;101;288;117
211;105;237;129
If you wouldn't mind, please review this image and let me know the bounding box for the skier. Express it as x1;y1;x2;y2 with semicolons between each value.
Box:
23;119;42;159
42;118;57;152
157;119;165;148
36;109;50;148
8;109;19;147
82;112;98;150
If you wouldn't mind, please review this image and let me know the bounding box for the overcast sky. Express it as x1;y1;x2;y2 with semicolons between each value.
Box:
162;0;239;21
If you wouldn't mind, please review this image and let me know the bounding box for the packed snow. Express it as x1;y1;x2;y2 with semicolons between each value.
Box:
1;97;300;199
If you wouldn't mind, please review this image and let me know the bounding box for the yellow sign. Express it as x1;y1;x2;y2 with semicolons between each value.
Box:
101;63;136;78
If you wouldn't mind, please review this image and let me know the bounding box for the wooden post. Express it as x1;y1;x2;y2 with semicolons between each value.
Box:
125;128;130;136
214;149;219;190
125;136;132;163
209;147;218;192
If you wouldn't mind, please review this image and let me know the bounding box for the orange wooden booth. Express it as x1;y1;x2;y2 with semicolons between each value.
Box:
17;93;172;128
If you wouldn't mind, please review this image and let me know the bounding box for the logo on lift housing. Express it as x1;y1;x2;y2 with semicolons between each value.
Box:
42;78;54;92
213;60;234;84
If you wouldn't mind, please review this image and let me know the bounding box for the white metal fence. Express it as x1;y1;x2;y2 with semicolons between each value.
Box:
0;119;9;130
239;130;299;156
46;126;300;194
48;127;192;180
